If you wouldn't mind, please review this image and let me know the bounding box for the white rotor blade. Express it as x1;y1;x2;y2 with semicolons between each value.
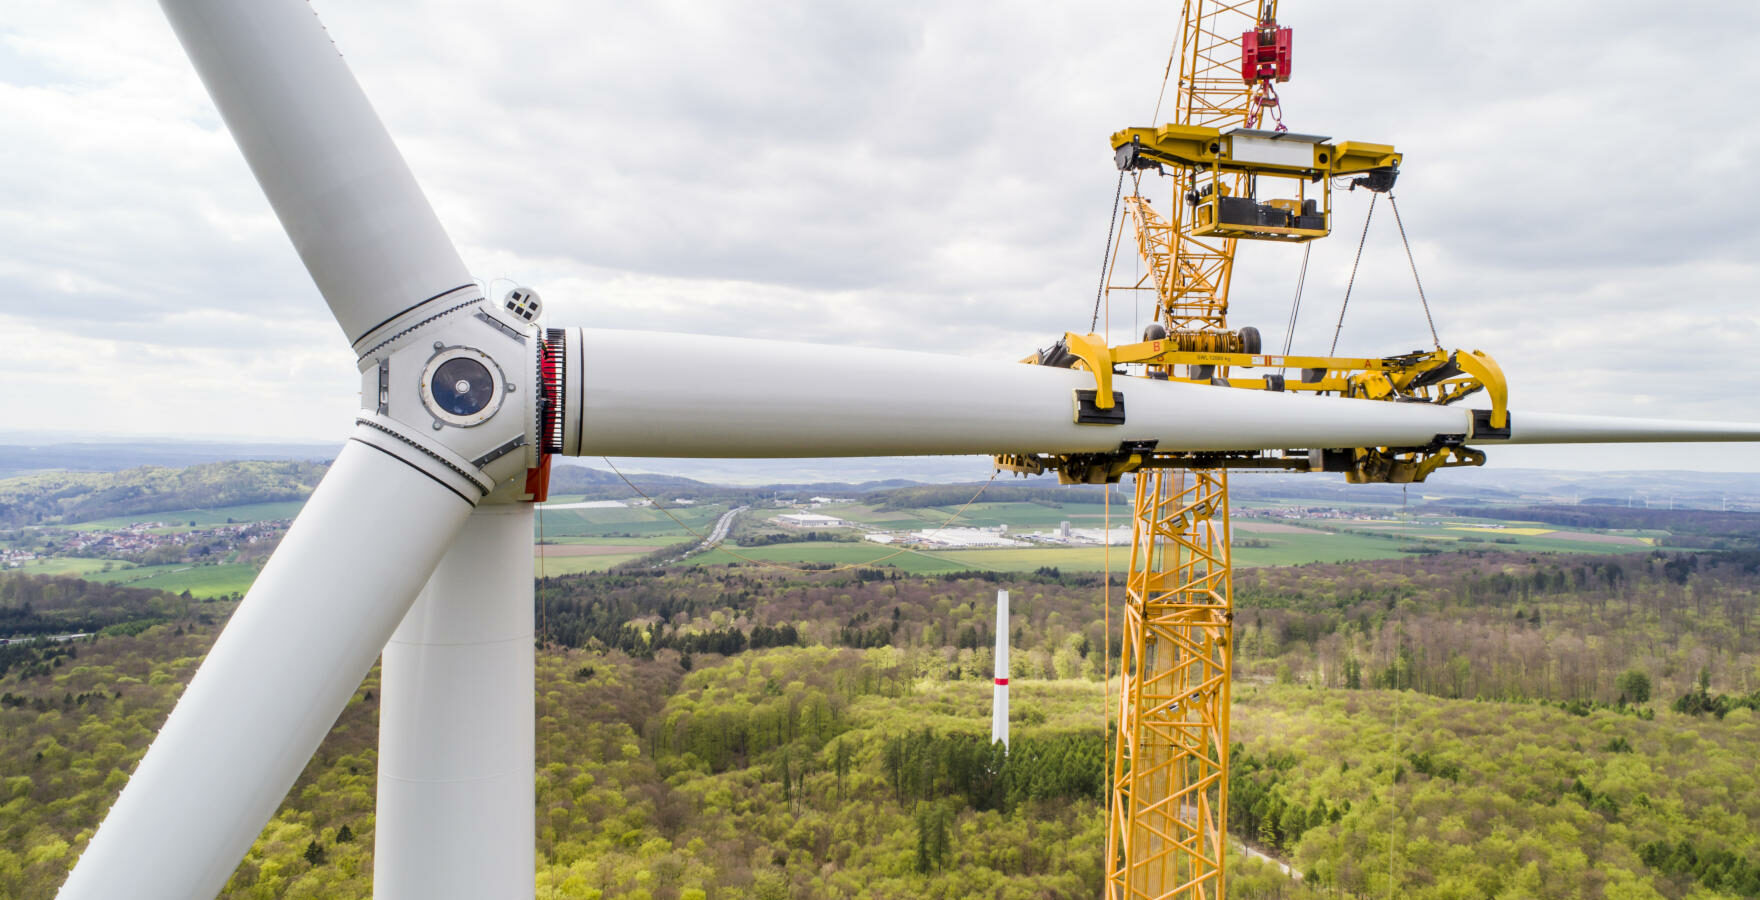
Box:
1493;411;1760;444
56;439;473;900
160;0;473;344
568;329;1760;456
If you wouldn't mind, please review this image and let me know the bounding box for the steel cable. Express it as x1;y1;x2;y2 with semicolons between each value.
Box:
1328;192;1378;356
1091;170;1127;333
1388;194;1441;349
1279;242;1311;372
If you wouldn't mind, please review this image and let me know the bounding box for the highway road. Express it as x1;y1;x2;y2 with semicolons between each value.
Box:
700;506;746;549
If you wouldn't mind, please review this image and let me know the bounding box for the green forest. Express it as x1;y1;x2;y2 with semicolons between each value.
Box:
1;544;1757;898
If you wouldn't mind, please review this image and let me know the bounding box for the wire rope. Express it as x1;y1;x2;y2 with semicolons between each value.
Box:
1328;192;1378;356
1091;171;1127;333
1102;476;1115;827
1387;194;1441;349
1149;34;1179;123
1278;242;1311;373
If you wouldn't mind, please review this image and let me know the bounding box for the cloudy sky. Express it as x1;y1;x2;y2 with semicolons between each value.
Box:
2;0;1757;473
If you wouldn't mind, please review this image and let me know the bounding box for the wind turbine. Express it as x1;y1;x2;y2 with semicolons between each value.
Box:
54;1;1760;898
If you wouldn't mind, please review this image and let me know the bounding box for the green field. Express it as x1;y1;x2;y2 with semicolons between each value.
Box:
690;514;1657;575
7;557;137;577
540;536;682;547
85;562;258;598
534;553;648;576
1247;515;1661;557
534;536;681;576
534;503;725;538
69;500;307;530
12;499;1666;591
690;541;966;573
827;501;1115;531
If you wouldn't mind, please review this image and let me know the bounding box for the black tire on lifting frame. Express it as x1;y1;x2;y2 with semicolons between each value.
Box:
1238;325;1262;354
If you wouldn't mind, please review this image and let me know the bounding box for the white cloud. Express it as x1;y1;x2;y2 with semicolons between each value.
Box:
2;0;1756;471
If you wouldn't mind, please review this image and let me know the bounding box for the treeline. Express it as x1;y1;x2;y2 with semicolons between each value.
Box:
538;565;1116;685
538;545;1760;713
545;613;801;661
0;573;218;639
736;529;861;546
1672;680;1760;719
1229;745;1347;853
1428;503;1760;546
1234;549;1760;704
644;649;917;780
1639;839;1760;896
882;728;1104;813
838;609;898;649
0;636;82;680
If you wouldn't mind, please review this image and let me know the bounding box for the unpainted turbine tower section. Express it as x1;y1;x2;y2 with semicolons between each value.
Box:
51;1;1760;898
993;590;1011;750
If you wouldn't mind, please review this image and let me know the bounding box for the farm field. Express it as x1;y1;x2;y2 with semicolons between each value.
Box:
68;500;307;530
84;561;258;598
6;556;135;577
689;541;967;574
534;502;727;538
1256;515;1665;555
2;498;1675;599
827;500;1115;531
534;537;680;576
690;511;1662;575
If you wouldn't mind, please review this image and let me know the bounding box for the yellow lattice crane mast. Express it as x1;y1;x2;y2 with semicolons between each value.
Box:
995;3;1510;898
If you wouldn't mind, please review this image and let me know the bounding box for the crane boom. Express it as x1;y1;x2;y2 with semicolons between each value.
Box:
1104;3;1273;897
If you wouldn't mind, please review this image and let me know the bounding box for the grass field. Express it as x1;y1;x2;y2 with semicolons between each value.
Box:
534;553;649;576
14;498;1668;590
687;512;1662;575
70;500;307;531
85;562;258;598
8;557;136;577
1271;515;1664;556
534;536;680;576
828;501;1115;531
689;541;972;573
539;536;681;548
535;503;725;538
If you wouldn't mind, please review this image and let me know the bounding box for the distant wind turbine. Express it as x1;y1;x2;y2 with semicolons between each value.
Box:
992;590;1010;750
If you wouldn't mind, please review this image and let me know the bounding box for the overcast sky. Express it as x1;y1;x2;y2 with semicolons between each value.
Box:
2;0;1757;473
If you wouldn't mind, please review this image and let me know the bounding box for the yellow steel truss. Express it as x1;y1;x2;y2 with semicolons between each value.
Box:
1122;196;1231;334
1108;467;1234;899
1105;2;1268;898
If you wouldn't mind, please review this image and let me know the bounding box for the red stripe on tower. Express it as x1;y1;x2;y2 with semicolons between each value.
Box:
994;678;1008;686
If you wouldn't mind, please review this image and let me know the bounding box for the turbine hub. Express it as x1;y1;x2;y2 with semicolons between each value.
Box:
351;286;547;505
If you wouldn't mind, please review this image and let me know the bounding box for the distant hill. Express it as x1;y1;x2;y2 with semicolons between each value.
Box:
0;461;329;527
0;440;337;478
4;435;1759;521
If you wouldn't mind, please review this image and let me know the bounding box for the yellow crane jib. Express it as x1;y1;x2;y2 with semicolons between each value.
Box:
1111;124;1401;242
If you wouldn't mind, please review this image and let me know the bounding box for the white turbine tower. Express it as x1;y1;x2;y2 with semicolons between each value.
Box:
52;1;1760;898
992;590;1010;749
